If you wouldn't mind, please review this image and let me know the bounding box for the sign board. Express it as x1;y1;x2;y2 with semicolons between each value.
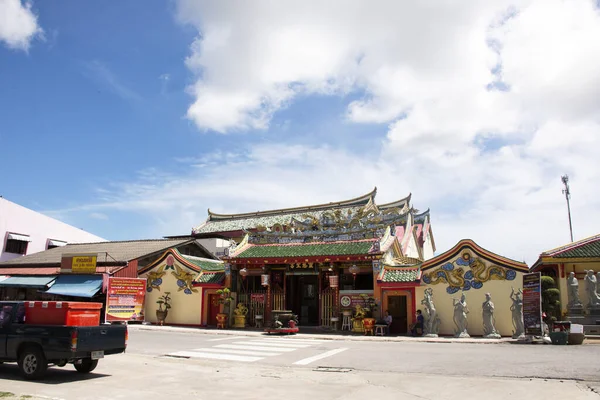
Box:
523;272;543;336
250;293;265;303
105;277;147;322
60;253;97;274
339;291;374;309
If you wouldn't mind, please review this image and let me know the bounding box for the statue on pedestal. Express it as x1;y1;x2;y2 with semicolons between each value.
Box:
453;293;470;338
421;288;440;337
567;272;582;307
510;287;525;339
584;270;600;308
482;293;501;338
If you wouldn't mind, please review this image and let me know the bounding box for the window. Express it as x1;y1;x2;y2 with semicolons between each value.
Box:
5;239;28;255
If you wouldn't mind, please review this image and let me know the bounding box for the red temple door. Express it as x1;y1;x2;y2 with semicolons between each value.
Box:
208;294;220;326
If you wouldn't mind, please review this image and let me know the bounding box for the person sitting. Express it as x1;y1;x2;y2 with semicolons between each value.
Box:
383;310;392;334
410;310;424;336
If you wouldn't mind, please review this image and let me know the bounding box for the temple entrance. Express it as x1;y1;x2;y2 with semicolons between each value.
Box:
286;275;319;326
207;294;220;326
387;295;408;334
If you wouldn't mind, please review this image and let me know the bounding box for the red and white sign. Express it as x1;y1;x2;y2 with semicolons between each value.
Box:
105;277;147;322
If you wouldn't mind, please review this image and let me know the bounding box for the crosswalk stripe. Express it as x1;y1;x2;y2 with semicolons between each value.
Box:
207;336;246;342
193;348;282;357
242;341;312;348
169;351;263;362
260;338;331;343
214;344;298;352
293;348;348;365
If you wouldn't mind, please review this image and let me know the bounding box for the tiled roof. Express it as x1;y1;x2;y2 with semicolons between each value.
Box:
380;268;421;283
232;240;378;259
543;234;600;258
177;252;225;271
194;272;225;284
0;238;198;267
0;266;123;276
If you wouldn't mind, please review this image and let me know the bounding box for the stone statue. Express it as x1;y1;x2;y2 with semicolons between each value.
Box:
567;272;582;307
510;287;525;338
420;288;440;337
584;270;600;308
482;293;500;338
452;293;470;338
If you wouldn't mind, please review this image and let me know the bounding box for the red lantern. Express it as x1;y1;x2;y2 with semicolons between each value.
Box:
239;268;248;278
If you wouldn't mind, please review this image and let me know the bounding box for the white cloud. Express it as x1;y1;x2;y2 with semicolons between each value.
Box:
0;0;43;51
52;0;600;265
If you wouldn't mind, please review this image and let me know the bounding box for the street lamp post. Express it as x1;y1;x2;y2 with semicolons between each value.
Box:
561;174;574;243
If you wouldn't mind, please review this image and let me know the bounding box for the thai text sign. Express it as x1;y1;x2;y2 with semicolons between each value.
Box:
523;272;542;336
339;291;374;309
250;293;265;303
60;253;97;274
106;277;147;322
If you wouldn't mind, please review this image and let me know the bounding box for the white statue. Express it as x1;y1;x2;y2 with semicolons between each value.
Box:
482;293;500;338
452;293;470;338
567;272;582;307
584;270;600;308
510;287;525;339
421;288;440;337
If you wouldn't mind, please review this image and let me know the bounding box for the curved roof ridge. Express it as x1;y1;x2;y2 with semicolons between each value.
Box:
377;193;412;209
542;233;600;256
207;187;377;221
414;208;431;220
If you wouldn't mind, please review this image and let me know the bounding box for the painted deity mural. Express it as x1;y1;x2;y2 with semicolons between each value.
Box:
146;254;198;295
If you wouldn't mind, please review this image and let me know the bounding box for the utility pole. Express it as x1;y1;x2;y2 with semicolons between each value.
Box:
561;175;574;242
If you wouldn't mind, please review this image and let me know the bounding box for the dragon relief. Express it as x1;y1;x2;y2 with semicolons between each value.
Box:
146;265;166;292
171;265;199;295
422;252;516;294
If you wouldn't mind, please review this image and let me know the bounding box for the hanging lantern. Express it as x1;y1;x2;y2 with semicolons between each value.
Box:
329;275;339;288
261;274;270;287
239;268;248;278
349;264;360;275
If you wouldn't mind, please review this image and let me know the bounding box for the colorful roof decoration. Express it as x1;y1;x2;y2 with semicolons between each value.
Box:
176;250;225;271
194;272;226;285
539;234;600;259
231;239;379;259
422;239;528;272
192;188;415;236
138;248;224;275
378;267;421;283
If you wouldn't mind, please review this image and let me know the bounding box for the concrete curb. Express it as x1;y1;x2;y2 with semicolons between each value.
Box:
127;324;516;344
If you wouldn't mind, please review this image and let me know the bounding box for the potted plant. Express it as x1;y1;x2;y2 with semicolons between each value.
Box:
156;292;172;326
216;288;233;329
360;294;378;333
232;303;249;328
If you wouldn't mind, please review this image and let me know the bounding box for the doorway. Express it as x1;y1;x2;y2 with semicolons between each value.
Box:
207;294;220;326
387;295;408;334
286;275;319;325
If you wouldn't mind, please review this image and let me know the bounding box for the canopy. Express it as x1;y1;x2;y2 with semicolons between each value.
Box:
0;276;56;289
45;274;103;298
48;239;67;247
7;233;31;242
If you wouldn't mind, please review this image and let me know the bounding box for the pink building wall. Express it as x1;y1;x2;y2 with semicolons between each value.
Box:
0;197;105;262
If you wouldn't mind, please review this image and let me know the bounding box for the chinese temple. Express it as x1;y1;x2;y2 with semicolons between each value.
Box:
193;188;435;334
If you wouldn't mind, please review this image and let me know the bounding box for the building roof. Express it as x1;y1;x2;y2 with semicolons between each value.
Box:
230;239;379;259
194;272;226;284
0;238;200;267
540;234;600;259
176;251;225;271
0;266;122;276
192;188;413;235
378;267;421;283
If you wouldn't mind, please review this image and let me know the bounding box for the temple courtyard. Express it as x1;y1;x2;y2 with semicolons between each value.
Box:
1;329;599;399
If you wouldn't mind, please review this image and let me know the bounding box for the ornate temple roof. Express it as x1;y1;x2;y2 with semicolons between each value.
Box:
192;188;413;236
378;267;421;283
230;239;379;259
540;234;600;259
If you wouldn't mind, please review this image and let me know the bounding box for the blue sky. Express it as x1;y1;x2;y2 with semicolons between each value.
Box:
1;0;599;264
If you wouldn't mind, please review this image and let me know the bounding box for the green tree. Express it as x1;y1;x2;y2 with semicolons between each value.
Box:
541;275;561;323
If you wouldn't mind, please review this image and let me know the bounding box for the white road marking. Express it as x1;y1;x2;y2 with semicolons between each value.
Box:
214;344;298;352
207;336;246;342
168;351;263;362
293;348;349;365
261;338;331;343
194;348;282;357
244;341;312;348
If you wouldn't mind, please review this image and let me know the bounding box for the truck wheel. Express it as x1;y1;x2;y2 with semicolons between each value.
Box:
74;359;98;373
18;346;48;380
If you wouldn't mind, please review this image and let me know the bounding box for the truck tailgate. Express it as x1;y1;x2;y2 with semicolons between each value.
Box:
75;325;127;354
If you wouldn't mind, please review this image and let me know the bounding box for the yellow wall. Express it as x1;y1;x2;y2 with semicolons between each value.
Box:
419;252;526;337
140;259;203;326
558;261;600;315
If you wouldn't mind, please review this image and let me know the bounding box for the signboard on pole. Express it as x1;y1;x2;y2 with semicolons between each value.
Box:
60;253;97;274
523;272;543;336
105;277;147;322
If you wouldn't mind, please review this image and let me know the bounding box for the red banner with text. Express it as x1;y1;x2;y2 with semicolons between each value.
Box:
106;277;147;322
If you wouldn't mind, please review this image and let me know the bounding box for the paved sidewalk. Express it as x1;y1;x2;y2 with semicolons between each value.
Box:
127;323;518;344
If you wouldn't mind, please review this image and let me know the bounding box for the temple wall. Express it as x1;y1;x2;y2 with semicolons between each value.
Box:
140;258;202;326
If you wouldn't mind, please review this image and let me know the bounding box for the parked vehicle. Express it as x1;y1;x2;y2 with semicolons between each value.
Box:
0;301;127;380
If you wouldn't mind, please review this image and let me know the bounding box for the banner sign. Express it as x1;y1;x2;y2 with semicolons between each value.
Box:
250;293;265;303
339;291;374;309
523;272;543;336
60;253;97;274
106;277;147;322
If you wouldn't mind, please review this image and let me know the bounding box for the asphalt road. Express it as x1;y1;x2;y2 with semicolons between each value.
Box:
0;329;599;400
